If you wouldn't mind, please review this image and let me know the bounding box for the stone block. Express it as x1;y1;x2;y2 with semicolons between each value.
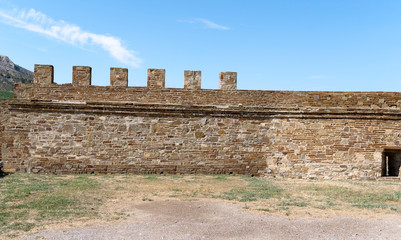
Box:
219;72;237;90
72;66;92;86
110;67;128;87
147;69;165;88
34;64;54;84
184;70;201;89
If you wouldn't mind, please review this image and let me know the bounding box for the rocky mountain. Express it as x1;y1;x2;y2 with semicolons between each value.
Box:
0;55;33;91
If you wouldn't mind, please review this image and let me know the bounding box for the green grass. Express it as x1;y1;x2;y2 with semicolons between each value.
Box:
257;208;272;212
213;175;229;181
141;197;153;201
279;200;308;207
314;201;341;209
0;174;102;236
142;175;160;181
351;203;396;210
213;177;282;202
303;185;401;205
1;174;400;238
0;90;13;100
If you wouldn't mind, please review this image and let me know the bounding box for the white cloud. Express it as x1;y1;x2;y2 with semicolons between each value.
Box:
178;18;229;30
196;18;229;30
0;8;141;67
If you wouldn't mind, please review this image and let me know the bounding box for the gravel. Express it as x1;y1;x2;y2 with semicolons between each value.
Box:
23;200;401;240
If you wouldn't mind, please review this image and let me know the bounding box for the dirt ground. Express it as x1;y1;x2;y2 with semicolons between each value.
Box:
22;200;401;240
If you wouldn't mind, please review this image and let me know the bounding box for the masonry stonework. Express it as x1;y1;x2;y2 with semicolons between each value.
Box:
0;100;9;170
184;70;201;90
147;69;165;88
2;64;401;179
219;72;237;90
72;66;92;86
33;64;53;84
110;67;128;87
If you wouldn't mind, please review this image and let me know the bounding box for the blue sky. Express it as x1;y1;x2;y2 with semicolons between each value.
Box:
0;0;400;91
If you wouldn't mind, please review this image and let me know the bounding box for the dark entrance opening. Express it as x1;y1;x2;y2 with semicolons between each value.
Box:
382;149;401;177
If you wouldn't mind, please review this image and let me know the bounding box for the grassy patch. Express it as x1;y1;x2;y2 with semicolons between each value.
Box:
279;200;308;207
257;208;271;212
1;174;400;238
303;185;401;205
213;175;229;181
141;197;153;201
142;175;160;181
0;90;13;100
0;174;102;237
314;201;340;209
213;177;282;202
351;204;394;210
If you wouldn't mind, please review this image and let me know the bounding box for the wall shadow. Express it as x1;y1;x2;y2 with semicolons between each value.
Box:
0;162;10;178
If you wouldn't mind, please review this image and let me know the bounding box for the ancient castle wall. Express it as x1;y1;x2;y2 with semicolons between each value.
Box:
4;101;401;179
0;100;8;165
2;65;401;179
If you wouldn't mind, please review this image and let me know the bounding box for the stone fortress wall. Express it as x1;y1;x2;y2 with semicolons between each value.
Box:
1;64;401;179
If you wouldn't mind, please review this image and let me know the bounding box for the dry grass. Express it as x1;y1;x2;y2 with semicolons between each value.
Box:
1;173;400;239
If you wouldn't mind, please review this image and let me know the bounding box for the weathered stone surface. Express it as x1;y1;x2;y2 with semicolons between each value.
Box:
110;68;128;87
72;66;91;86
0;101;8;164
14;83;401;110
3;65;401;179
184;70;201;89
219;72;237;90
147;69;165;88
5;97;401;179
34;65;53;84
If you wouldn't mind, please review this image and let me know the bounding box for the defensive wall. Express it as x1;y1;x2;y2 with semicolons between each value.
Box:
1;64;401;179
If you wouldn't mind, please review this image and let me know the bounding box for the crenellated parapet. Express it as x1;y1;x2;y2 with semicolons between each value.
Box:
14;64;401;112
184;70;201;90
34;64;54;84
110;68;128;87
219;72;237;90
72;66;91;86
32;64;237;90
147;68;165;88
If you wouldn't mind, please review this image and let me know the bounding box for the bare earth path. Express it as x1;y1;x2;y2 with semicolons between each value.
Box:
23;200;401;240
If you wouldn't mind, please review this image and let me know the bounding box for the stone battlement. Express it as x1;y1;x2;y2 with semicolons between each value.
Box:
15;65;401;112
33;64;238;90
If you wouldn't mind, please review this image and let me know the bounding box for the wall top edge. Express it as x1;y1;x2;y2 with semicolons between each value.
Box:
8;99;401;116
13;83;401;94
